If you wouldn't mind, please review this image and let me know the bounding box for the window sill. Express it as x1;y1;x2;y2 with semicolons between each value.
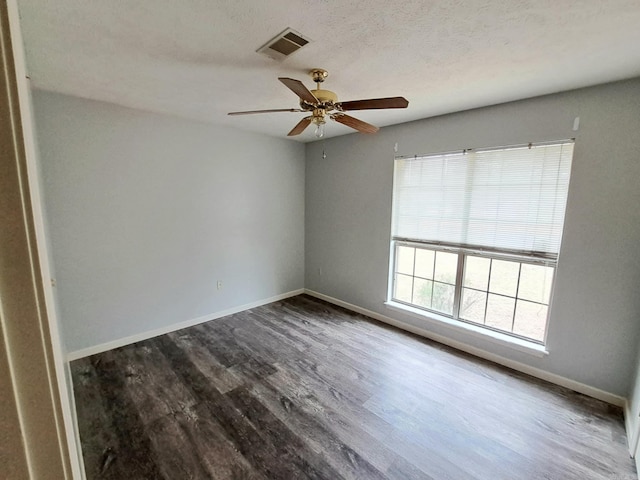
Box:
384;301;549;358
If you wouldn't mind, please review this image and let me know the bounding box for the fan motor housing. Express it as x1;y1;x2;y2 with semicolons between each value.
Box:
301;89;338;112
313;89;337;103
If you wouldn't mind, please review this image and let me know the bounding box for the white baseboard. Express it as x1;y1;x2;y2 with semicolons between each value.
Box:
304;289;626;408
67;289;305;361
64;361;87;480
624;400;636;456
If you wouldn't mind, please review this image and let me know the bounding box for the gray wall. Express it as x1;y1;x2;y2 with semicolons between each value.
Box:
33;90;305;353
305;79;640;397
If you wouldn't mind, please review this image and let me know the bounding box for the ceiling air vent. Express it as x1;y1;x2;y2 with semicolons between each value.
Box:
257;28;311;61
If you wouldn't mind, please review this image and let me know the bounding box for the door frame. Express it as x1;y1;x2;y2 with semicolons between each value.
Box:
1;1;83;478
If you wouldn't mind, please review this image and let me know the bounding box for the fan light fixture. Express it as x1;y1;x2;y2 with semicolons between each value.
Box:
312;116;326;138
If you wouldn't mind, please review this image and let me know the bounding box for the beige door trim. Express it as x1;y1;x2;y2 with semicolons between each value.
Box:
0;2;76;478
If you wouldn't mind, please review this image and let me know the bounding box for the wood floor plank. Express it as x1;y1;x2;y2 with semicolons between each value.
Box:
263;364;400;472
71;294;637;480
254;303;330;352
263;362;483;480
168;330;244;394
154;335;319;480
71;357;126;480
145;405;266;480
118;341;198;426
248;378;390;480
385;455;437;480
225;386;349;480
144;412;212;479
89;350;165;479
190;322;253;368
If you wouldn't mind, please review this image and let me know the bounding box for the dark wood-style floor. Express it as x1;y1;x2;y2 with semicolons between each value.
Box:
71;295;636;480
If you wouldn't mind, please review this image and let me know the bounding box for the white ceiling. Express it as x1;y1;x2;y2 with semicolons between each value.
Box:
16;0;640;142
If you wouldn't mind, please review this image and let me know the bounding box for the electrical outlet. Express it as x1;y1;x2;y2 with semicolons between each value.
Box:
318;267;322;276
217;281;223;290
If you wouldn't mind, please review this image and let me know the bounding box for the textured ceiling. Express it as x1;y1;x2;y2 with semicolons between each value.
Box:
16;0;640;142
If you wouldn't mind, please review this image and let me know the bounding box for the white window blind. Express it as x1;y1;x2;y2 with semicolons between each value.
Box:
392;141;574;258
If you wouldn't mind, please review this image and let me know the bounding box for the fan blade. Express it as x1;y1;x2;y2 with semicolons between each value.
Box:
228;108;303;116
288;117;313;136
278;78;318;104
332;114;379;134
338;96;408;111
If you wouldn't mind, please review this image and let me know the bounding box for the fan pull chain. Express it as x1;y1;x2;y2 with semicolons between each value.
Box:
322;138;327;159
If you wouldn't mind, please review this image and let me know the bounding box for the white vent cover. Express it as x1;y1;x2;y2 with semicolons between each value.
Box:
257;28;311;60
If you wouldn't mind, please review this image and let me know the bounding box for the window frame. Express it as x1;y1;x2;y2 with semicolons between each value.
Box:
389;239;557;346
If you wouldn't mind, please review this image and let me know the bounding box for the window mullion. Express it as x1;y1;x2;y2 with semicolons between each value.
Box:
410;247;417;304
452;251;465;319
511;263;522;332
483;259;492;324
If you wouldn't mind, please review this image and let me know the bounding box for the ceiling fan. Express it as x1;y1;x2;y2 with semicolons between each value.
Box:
228;69;409;138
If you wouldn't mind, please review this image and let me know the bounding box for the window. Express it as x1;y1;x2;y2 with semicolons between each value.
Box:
389;141;574;344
